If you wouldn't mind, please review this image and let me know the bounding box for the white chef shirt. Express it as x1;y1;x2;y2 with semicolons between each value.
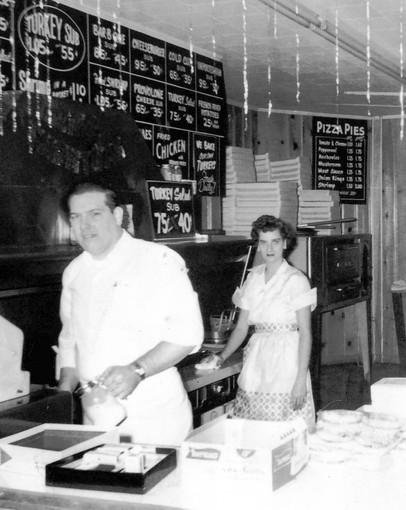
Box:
57;230;204;444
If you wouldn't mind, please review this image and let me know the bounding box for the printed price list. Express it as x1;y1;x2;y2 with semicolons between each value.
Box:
313;117;368;204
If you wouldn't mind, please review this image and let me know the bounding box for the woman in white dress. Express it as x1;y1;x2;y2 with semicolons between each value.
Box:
212;215;317;428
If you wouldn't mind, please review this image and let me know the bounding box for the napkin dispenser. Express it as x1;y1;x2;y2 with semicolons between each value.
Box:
0;315;30;402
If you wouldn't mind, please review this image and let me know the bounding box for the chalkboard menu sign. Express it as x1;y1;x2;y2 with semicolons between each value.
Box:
0;0;226;197
313;117;368;204
146;180;195;240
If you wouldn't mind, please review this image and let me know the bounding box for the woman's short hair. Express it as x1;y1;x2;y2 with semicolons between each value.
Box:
251;215;297;255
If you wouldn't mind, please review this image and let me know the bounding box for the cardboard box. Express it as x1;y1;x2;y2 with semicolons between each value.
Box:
0;423;119;476
181;416;309;491
46;443;177;494
371;378;406;418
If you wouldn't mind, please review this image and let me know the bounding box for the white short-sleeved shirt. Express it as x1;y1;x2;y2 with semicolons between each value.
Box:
57;231;204;443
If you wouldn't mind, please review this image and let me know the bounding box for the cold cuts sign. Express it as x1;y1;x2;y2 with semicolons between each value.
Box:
146;180;195;240
313;117;368;204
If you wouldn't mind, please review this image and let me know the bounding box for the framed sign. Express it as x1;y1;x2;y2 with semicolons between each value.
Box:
146;180;196;240
313;117;368;204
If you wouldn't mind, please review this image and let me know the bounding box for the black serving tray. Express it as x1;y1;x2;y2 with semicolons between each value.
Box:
45;444;177;494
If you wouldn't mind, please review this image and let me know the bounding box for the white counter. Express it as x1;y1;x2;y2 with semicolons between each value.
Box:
0;442;405;510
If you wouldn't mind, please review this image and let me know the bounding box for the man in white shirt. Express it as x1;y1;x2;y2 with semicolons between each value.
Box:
57;180;204;445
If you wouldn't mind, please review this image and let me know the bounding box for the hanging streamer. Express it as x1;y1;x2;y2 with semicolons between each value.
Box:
366;0;371;114
96;0;104;110
267;8;272;116
211;0;219;95
211;0;217;59
274;0;277;38
10;1;17;133
188;1;194;75
400;0;404;140
296;33;300;103
112;1;124;104
0;60;3;136
43;0;52;128
32;0;45;131
295;4;300;103
24;8;33;154
242;0;248;130
335;4;340;112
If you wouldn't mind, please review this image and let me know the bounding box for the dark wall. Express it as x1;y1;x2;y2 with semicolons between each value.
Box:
0;92;161;248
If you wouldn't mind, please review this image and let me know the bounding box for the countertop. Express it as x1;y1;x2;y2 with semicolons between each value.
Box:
179;350;243;392
0;433;404;510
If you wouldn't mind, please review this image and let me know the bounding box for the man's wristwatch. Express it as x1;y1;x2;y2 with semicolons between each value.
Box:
130;362;146;380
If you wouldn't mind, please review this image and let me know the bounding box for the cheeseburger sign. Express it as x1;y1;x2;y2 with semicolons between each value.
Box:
18;5;86;72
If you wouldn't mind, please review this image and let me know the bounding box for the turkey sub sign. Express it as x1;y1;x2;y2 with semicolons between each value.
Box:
18;5;86;72
146;181;195;240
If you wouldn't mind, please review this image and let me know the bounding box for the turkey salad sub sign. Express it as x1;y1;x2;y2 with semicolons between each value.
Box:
146;180;195;240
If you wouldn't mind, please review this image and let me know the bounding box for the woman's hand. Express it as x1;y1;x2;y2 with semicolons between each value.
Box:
99;364;141;400
290;377;307;410
195;353;222;370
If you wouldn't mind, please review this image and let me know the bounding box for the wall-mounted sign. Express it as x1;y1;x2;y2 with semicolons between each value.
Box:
313;117;368;204
193;133;218;196
146;180;195;240
3;0;226;197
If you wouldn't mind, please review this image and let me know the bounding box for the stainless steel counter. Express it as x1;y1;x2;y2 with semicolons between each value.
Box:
179;350;242;392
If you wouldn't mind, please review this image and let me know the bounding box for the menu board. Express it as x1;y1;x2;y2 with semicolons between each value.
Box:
0;0;226;197
313;117;368;204
146;180;195;240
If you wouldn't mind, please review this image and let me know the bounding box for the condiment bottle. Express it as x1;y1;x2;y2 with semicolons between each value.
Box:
79;380;127;427
160;164;172;181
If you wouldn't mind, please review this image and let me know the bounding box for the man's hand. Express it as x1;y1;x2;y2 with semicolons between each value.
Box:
100;364;142;400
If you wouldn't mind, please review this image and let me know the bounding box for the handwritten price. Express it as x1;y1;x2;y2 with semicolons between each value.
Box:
153;212;192;234
134;59;148;72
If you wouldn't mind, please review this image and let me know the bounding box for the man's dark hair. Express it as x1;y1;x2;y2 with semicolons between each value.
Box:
61;178;119;217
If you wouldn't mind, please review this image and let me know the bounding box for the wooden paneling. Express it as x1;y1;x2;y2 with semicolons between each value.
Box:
380;118;406;363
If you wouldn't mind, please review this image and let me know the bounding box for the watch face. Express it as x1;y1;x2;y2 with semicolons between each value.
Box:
132;364;145;379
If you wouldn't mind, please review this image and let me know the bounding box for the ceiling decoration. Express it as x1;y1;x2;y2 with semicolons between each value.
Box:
56;0;406;117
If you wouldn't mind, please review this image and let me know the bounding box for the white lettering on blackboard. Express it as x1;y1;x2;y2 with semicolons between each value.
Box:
316;120;365;137
168;92;185;104
156;139;186;159
150;186;173;201
18;70;51;94
25;12;63;40
197;61;222;77
204;141;215;150
133;83;163;99
197;160;216;171
132;39;165;57
174;188;192;201
92;23;126;44
168;51;181;63
0;47;11;62
19;5;86;71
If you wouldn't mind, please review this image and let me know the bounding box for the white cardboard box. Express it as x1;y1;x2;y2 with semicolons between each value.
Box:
371;377;406;418
181;416;308;491
0;423;119;477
